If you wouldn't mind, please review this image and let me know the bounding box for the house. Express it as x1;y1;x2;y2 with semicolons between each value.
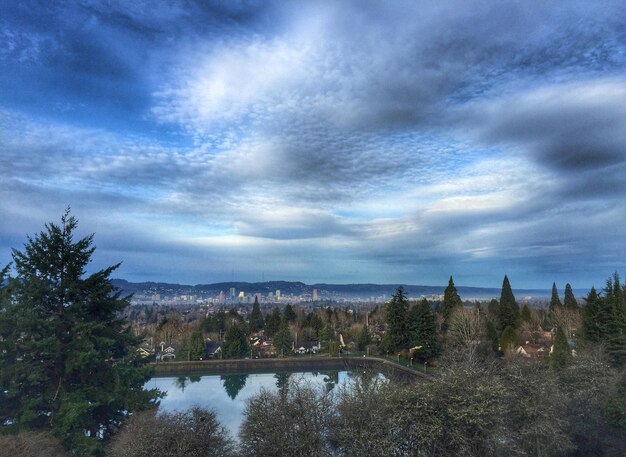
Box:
516;342;549;358
298;341;320;354
203;340;221;359
136;347;152;358
156;341;177;361
136;340;154;358
249;336;267;347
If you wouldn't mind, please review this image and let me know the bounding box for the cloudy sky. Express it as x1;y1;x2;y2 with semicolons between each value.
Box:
1;0;624;288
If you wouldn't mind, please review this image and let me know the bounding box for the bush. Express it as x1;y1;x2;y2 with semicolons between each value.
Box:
107;407;236;457
0;431;65;457
240;381;335;457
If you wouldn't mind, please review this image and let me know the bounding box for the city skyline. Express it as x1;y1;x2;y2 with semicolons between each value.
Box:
1;1;625;288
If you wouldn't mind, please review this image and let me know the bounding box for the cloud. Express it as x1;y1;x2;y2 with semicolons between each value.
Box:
234;208;352;240
467;78;626;172
1;0;625;286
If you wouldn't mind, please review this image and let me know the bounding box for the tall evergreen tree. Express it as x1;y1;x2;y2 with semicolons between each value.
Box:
581;274;626;366
273;321;293;356
487;298;499;321
0;211;159;455
520;304;532;323
189;331;205;361
581;287;606;343
604;273;626;366
265;307;282;338
407;298;440;361
283;304;296;322
551;327;571;368
499;326;518;353
221;323;249;359
357;325;372;351
309;313;324;337
383;287;410;352
485;320;500;353
249;296;264;333
497;275;519;331
442;276;463;321
563;283;578;309
549;282;562;313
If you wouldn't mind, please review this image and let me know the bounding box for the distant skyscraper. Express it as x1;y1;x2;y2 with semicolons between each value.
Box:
229;287;235;298
276;290;281;300
312;289;318;301
219;291;225;302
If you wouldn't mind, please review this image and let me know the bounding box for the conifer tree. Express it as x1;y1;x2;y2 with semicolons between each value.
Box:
581;287;605;343
442;275;463;321
357;325;372;351
309;313;324;337
487;298;499;320
604;273;626;366
0;211;159;455
283;304;296;322
407;298;440;360
189;331;205;360
249;296;265;333
383;287;410;352
499;326;517;353
581;274;626;366
563;283;578;309
497;275;519;331
319;324;336;353
549;282;562;313
265;307;282;338
551;327;571;368
520;304;532;323
221;323;249;358
273;321;293;356
485;320;500;353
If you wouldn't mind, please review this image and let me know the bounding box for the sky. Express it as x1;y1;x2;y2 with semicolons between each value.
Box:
1;0;625;289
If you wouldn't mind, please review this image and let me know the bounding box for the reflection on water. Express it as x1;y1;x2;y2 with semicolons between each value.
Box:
274;372;291;393
221;374;248;400
174;374;202;392
147;371;349;436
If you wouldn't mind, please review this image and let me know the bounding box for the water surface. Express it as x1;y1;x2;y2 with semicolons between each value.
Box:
146;371;349;436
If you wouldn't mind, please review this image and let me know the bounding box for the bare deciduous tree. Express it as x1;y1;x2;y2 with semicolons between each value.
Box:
107;407;236;457
551;307;581;339
0;432;65;457
240;380;335;457
447;307;484;348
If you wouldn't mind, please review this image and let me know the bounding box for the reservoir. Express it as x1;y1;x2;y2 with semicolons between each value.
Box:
146;370;351;437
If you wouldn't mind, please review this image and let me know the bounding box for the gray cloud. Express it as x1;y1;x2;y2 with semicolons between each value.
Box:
1;0;625;287
456;78;626;213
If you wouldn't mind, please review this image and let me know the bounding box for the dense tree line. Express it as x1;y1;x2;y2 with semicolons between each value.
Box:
2;213;624;456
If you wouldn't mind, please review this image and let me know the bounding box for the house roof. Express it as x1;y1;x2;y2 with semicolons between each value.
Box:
516;343;549;357
205;341;221;353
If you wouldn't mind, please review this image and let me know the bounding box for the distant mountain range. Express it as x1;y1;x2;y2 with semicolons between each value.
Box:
111;279;588;300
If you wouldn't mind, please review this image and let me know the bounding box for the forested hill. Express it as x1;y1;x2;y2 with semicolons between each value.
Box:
110;279;577;300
